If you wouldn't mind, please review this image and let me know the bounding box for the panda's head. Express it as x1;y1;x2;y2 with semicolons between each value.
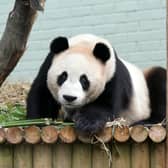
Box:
47;34;116;109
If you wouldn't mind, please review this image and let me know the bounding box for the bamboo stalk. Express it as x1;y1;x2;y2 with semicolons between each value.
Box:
0;119;74;128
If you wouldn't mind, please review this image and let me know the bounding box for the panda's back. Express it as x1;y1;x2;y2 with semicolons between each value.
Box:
118;58;150;124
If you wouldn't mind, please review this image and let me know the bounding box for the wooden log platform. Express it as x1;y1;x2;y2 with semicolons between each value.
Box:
0;124;166;168
0;125;165;144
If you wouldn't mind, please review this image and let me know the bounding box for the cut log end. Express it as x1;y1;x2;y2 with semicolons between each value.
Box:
114;126;130;142
130;125;148;143
96;127;113;143
41;126;58;143
5;127;23;144
149;125;166;143
24;126;41;144
59;126;77;143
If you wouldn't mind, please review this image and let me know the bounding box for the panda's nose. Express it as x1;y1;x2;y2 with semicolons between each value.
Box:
63;95;77;102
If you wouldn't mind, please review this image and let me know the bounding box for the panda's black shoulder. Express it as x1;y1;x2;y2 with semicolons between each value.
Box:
95;52;133;117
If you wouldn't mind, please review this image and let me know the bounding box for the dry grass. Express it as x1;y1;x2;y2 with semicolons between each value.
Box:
0;82;30;106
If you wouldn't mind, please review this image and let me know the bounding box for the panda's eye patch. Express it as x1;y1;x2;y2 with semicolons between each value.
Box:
57;71;68;86
80;74;90;91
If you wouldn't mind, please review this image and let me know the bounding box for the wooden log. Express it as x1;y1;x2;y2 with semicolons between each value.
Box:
59;126;76;143
5;127;23;144
149;125;166;143
150;142;166;168
130;125;148;143
112;142;131;168
0;128;5;143
72;142;92;168
24;126;41;144
92;144;110;168
78;134;93;143
13;144;32;168
97;127;113;143
33;144;52;168
131;142;150;168
113;126;130;142
41;126;58;143
53;143;72;168
0;144;13;168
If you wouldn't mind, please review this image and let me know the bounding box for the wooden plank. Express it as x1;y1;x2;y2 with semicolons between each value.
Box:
131;142;150;168
92;144;110;168
72;142;92;168
0;144;13;168
150;142;166;168
33;144;52;168
112;142;131;168
53;143;72;168
13;144;32;168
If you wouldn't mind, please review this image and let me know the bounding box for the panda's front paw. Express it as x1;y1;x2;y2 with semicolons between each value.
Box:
74;116;106;135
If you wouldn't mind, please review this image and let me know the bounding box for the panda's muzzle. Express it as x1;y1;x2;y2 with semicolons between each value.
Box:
63;95;77;102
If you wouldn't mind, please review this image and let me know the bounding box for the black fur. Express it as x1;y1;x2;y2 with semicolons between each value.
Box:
27;47;133;135
93;43;110;63
50;37;69;54
134;67;166;125
27;51;61;119
72;54;133;134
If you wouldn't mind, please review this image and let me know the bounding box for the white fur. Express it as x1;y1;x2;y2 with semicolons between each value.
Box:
119;59;151;125
47;52;107;109
47;34;150;125
47;34;117;109
69;34;116;82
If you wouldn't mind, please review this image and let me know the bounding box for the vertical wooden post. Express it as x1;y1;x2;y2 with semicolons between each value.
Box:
166;0;168;167
72;143;92;168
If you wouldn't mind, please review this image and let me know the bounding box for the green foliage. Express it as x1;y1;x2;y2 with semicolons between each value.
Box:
0;104;26;122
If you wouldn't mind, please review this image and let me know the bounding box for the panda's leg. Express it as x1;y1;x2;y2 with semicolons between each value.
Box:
27;52;60;119
27;82;60;119
73;104;110;135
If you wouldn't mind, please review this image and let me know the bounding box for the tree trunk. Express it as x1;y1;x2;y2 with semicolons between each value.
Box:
0;0;45;86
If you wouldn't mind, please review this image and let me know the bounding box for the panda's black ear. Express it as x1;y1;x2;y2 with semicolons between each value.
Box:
93;43;110;63
50;37;69;54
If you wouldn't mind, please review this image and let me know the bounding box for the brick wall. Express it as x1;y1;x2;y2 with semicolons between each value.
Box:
0;0;166;81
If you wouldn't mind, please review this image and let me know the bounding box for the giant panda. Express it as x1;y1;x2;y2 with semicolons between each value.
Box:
27;34;166;135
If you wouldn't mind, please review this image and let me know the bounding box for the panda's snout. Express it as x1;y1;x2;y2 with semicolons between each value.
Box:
63;95;77;102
